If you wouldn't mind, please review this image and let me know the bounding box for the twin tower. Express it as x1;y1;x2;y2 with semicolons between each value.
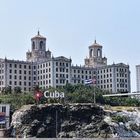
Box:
26;31;51;62
26;31;107;67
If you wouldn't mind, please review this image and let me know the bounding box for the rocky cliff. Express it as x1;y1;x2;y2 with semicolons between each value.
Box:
7;103;140;138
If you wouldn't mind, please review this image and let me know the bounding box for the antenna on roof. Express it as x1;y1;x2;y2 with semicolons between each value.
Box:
94;36;96;43
37;27;40;35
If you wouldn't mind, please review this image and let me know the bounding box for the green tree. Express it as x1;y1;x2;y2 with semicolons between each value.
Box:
14;86;22;94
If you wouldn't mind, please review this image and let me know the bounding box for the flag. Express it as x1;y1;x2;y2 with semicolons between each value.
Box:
84;77;96;85
84;79;93;85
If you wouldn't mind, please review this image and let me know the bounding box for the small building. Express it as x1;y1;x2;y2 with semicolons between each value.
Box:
0;104;10;137
0;104;10;129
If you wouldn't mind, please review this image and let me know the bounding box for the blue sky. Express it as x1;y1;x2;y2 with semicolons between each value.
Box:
0;0;140;91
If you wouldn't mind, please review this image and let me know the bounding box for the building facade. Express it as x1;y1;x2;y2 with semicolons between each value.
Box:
136;65;140;92
0;32;131;93
0;104;10;129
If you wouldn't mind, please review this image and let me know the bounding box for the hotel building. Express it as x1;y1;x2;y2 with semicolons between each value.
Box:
0;32;131;93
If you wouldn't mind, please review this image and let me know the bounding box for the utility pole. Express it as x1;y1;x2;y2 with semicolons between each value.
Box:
93;85;96;104
55;110;58;138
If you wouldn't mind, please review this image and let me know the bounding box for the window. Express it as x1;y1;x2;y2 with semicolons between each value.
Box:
24;82;26;86
97;49;101;57
9;69;12;73
29;71;31;75
66;74;68;78
24;65;26;69
2;106;6;113
19;81;22;85
14;64;17;68
9;81;12;85
14;70;17;74
46;75;48;78
19;76;22;80
40;41;43;49
14;81;17;85
9;75;12;79
32;41;35;49
9;64;12;67
19;70;22;74
19;65;22;68
14;75;17;79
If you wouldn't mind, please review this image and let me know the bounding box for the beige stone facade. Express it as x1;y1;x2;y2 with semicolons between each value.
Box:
0;32;131;93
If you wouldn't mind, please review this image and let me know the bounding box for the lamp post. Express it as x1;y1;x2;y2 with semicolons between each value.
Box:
55;109;58;138
93;86;96;104
93;77;96;104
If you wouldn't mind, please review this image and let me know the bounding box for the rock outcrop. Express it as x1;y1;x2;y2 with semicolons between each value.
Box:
7;104;140;138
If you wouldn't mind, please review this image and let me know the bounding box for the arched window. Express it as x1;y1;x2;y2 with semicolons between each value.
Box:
97;49;101;57
40;41;43;50
90;49;93;57
32;41;35;50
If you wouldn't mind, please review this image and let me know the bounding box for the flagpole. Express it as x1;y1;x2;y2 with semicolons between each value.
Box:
94;85;96;104
93;77;96;104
